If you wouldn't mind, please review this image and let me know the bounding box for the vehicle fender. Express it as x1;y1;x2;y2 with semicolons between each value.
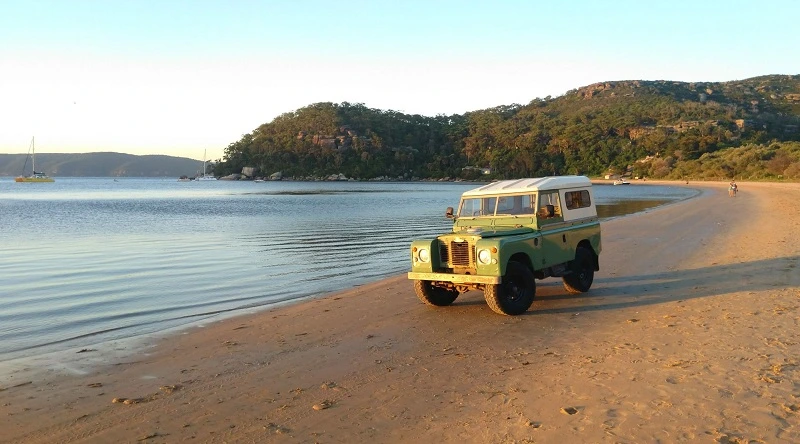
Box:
474;238;502;276
410;239;439;273
483;234;539;275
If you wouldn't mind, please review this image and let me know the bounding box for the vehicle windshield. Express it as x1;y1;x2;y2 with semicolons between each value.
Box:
458;193;537;217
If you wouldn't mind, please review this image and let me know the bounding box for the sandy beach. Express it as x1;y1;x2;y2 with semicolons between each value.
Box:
2;181;799;443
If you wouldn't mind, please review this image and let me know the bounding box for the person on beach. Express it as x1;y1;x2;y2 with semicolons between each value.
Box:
729;180;738;197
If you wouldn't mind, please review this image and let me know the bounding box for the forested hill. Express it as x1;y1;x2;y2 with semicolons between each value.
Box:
0;152;203;177
219;74;800;180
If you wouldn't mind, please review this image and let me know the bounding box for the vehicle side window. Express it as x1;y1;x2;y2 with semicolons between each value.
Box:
565;190;591;210
497;195;535;215
538;192;562;219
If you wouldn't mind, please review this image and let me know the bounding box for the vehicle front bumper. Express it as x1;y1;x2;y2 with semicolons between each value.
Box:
407;272;501;285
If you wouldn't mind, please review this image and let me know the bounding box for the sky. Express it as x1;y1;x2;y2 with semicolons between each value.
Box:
1;0;798;161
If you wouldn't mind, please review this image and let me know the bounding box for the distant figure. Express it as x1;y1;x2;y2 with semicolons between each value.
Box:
729;180;738;197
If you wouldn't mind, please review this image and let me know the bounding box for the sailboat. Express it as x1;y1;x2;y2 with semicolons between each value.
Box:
195;149;216;181
15;137;55;183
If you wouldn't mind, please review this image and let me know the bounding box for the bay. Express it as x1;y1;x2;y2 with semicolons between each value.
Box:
0;178;697;363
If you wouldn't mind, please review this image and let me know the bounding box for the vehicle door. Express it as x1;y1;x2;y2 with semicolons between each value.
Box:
537;191;571;267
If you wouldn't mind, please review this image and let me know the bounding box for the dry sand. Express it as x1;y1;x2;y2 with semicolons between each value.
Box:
2;181;799;443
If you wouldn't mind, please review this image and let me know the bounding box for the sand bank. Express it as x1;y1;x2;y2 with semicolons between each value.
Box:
2;181;799;443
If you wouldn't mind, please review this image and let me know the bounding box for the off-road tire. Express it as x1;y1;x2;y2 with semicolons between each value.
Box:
562;246;595;294
414;280;459;306
484;260;535;315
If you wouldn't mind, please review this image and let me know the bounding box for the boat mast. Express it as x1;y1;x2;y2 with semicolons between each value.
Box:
31;137;35;174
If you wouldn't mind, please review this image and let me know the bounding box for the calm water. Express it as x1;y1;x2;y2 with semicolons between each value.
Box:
0;178;697;363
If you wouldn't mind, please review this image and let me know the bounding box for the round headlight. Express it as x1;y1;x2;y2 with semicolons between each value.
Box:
477;249;492;265
418;248;430;263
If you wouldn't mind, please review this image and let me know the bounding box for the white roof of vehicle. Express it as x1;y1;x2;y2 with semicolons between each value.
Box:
462;176;591;197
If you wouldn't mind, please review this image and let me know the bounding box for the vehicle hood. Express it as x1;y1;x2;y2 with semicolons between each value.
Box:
458;226;534;238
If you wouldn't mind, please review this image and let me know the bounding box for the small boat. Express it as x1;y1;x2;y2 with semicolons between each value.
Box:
613;178;630;185
15;137;54;183
195;149;217;181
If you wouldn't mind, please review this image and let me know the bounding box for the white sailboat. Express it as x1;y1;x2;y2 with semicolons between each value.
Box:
15;137;54;183
195;149;216;181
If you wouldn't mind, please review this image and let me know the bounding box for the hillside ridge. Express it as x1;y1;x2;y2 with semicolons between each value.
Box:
0;152;206;177
217;74;800;180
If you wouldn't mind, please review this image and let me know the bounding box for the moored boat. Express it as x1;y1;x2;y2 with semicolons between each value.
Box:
15;137;54;183
195;149;217;181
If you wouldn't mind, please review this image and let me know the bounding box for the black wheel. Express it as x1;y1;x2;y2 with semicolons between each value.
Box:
562;246;595;294
414;280;459;306
484;260;535;315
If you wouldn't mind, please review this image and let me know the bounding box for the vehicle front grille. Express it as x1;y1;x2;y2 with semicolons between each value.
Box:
437;238;476;269
450;241;472;266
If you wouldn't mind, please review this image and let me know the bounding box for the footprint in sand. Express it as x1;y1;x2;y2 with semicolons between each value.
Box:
781;404;800;413
112;397;141;405
264;422;290;434
320;381;340;391
159;384;180;394
313;400;334;410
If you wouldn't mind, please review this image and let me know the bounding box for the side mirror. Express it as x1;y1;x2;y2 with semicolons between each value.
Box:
445;207;454;219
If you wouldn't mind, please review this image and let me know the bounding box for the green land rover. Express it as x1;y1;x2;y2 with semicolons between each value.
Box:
408;176;601;315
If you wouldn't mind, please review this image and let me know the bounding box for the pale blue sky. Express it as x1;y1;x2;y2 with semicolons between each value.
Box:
1;0;797;160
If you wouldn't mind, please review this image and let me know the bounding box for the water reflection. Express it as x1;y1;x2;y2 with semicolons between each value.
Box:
596;199;671;219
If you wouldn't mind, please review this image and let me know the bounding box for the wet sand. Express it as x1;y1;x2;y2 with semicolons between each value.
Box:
2;181;799;443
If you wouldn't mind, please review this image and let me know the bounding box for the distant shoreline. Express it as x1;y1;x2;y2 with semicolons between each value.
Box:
3;174;799;184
